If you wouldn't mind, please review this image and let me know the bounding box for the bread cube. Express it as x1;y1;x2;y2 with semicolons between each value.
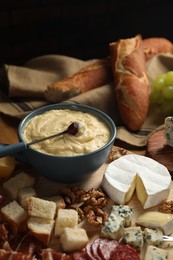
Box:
1;200;28;234
28;197;56;220
28;216;55;246
3;172;35;200
43;195;65;213
18;187;37;209
54;208;78;237
60;227;89;252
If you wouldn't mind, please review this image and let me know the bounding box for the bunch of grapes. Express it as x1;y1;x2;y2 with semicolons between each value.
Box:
150;71;173;115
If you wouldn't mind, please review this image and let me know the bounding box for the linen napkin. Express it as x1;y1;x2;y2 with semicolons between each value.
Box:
0;53;172;147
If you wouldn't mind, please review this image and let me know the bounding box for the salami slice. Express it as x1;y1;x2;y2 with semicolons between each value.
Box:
98;238;119;260
110;244;140;260
86;242;95;260
91;238;103;260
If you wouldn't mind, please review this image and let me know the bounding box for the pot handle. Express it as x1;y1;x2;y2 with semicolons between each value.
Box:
0;142;27;158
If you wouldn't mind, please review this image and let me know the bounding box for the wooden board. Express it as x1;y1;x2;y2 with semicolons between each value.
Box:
146;129;173;175
24;147;173;259
2;146;173;259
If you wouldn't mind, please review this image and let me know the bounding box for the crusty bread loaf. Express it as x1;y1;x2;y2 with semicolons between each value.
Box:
109;34;149;131
28;196;56;220
27;216;55;246
142;37;173;61
60;227;89;252
2;172;35;200
0;200;28;234
18;187;37;210
44;58;112;102
54;208;78;237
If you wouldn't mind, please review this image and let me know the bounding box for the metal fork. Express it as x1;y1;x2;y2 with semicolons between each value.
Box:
163;236;173;242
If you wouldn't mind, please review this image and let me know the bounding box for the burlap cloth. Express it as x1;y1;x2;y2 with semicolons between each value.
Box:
0;54;173;147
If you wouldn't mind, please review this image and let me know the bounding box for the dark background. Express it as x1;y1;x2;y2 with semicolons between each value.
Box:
0;0;172;67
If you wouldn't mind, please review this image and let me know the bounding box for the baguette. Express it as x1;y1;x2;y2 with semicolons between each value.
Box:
44;58;112;102
142;37;173;61
109;34;149;131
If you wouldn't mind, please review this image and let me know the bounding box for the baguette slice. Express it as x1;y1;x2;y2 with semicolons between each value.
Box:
44;58;112;102
142;37;173;61
109;34;149;131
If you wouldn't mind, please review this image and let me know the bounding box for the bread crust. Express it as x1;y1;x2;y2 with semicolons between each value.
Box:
109;35;149;131
142;37;173;61
44;58;112;102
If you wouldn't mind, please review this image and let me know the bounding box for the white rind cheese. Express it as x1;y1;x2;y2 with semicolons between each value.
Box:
102;154;171;209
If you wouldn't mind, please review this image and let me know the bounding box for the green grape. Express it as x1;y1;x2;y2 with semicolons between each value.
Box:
161;99;173;115
162;85;173;99
149;90;164;104
153;74;166;91
165;71;173;86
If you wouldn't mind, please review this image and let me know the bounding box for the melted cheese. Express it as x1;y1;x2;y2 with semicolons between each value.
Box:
102;154;171;209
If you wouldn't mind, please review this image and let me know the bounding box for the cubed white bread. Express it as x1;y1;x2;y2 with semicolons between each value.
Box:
18;187;37;210
27;216;55;246
3;172;35;200
1;200;28;234
60;227;89;252
54;208;78;237
28;197;56;220
43;195;65;212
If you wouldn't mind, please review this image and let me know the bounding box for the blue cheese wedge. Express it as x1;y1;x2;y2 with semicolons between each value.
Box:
101;213;124;240
122;226;143;252
144;245;169;260
143;228;163;247
164;116;173;147
136;211;173;236
111;205;133;227
102;154;171;209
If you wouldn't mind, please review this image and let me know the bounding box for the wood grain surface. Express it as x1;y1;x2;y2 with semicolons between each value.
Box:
147;129;173;175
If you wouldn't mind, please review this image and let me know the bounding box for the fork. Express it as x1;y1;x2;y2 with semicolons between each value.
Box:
163;235;173;242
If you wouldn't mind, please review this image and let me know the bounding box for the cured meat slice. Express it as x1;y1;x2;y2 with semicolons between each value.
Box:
71;251;89;260
86;242;95;260
110;244;140;260
98;238;119;260
91;238;103;260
